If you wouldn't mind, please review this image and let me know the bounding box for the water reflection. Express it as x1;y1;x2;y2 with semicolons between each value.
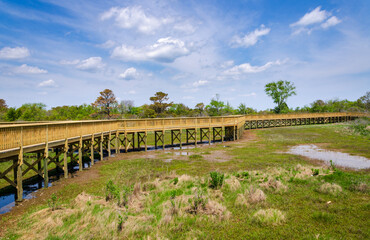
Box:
288;144;370;169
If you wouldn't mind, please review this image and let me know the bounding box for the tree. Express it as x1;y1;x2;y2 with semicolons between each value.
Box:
358;92;370;111
0;99;8;111
18;103;47;121
206;94;225;116
5;107;22;121
149;92;172;115
265;80;296;113
93;89;117;118
118;100;134;115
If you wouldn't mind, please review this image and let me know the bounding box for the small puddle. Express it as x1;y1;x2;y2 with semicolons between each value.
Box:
288;144;370;169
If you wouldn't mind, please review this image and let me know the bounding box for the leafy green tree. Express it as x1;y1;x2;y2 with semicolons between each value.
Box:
149;92;172;115
5;107;22;121
265;80;296;113
118;100;134;115
168;103;190;116
358;92;370;111
93;89;117;118
206;94;225;116
223;102;235;115
237;103;257;115
18;103;47;121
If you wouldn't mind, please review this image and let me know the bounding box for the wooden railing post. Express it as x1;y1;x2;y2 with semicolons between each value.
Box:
43;125;49;188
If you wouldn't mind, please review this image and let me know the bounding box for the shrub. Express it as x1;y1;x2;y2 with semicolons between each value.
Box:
311;169;319;176
48;193;59;211
253;208;285;225
188;188;207;214
209;171;224;189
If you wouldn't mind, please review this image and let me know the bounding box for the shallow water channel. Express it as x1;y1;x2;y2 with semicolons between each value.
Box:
288;144;370;170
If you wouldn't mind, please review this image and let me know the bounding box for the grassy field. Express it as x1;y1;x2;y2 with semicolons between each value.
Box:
1;122;369;239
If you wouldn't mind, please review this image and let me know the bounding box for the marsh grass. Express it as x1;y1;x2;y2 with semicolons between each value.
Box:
2;124;370;239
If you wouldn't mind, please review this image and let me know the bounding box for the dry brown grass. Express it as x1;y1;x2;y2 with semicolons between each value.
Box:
252;208;286;225
225;176;241;191
259;177;288;192
319;183;342;196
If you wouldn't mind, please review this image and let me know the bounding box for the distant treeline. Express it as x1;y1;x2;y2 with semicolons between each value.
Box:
0;89;368;121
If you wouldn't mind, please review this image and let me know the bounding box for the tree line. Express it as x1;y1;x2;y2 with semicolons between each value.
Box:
0;81;368;121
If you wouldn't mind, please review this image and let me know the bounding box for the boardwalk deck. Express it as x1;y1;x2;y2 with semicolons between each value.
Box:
0;112;367;201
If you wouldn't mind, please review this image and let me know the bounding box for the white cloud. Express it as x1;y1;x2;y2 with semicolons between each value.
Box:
290;6;329;27
290;6;341;34
239;92;257;97
128;90;136;94
321;16;341;29
38;79;57;87
119;67;138;80
101;6;169;34
173;22;196;34
76;57;105;71
0;47;30;59
192;80;208;87
112;37;191;63
98;40;116;48
224;60;283;76
231;25;270;48
13;64;47;74
60;59;80;65
220;60;234;68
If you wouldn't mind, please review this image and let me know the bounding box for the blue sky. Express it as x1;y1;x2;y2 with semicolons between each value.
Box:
0;0;369;110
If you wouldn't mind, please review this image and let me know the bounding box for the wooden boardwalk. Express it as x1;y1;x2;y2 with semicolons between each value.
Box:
0;112;367;201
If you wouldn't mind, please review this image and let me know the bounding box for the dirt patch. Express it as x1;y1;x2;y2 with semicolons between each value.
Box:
202;150;232;162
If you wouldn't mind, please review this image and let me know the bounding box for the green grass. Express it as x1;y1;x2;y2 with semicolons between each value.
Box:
1;123;369;239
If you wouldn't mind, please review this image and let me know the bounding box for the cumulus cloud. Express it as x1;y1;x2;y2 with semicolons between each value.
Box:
231;25;270;48
112;37;191;63
290;6;341;34
76;57;105;71
0;47;30;59
13;64;47;74
101;6;170;34
38;79;57;87
224;60;283;76
192;80;208;87
119;67;138;80
321;16;341;29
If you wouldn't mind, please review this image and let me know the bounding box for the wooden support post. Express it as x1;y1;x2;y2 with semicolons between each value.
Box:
125;131;128;153
100;133;103;161
145;131;148;152
162;130;165;150
115;131;119;154
16;149;23;202
108;131;111;157
91;134;94;166
171;130;174;146
186;129;189;144
195;129;197;147
79;136;83;171
180;129;182;149
209;128;211;145
233;126;236;141
43;147;48;188
64;139;68;178
222;126;225;143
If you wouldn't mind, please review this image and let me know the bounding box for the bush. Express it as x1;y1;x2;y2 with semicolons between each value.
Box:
350;118;370;136
209;171;224;189
48;193;59;211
